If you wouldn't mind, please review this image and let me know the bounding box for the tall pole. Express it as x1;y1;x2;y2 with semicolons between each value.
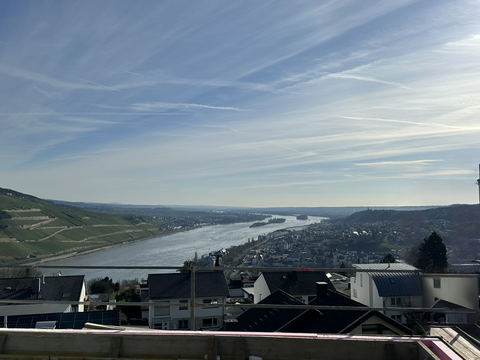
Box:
477;165;480;259
477;164;480;222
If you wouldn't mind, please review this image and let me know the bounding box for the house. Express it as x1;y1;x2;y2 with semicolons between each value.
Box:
225;283;412;335
0;275;87;314
420;273;479;324
147;271;230;330
429;299;473;324
228;272;257;299
350;263;423;324
253;270;335;303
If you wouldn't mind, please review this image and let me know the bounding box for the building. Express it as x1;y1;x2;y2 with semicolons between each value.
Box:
147;271;230;330
350;264;423;324
420;273;479;324
227;283;412;336
0;275;87;314
351;264;480;325
253;270;334;303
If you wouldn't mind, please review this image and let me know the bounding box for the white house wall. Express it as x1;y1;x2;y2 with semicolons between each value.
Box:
78;281;87;312
253;274;270;303
149;297;226;330
351;273;375;307
420;275;479;310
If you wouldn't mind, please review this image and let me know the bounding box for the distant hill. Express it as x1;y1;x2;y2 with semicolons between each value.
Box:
0;187;168;265
332;204;480;247
337;204;479;224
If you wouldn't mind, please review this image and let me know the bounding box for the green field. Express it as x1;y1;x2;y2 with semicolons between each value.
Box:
0;188;166;264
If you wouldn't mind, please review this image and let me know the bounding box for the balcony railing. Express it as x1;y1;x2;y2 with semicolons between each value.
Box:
2;264;477;331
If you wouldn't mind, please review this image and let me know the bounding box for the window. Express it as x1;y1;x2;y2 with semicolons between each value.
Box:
390;297;401;306
178;319;189;329
353;288;357;298
202;318;218;327
179;299;188;310
434;278;441;288
62;293;69;298
202;298;218;308
154;322;169;330
203;298;218;304
154;302;170;316
391;315;402;322
360;274;363;287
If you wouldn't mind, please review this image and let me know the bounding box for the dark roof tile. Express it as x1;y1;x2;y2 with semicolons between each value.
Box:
0;276;85;302
148;271;229;300
262;271;335;296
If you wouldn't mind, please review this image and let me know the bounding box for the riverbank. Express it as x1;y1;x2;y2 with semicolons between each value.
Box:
34;215;326;281
23;227;188;267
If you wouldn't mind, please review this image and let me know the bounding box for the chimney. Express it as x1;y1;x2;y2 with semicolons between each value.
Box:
32;278;41;294
316;282;328;299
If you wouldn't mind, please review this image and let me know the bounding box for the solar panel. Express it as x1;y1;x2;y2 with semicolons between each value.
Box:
1;310;121;329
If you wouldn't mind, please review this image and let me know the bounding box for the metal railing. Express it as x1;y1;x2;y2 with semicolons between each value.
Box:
2;264;478;331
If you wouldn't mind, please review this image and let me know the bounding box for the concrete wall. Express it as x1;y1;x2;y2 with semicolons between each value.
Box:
0;328;444;360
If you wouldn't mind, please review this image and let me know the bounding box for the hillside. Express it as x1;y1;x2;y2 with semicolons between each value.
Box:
332;204;480;248
0;188;168;265
338;205;479;225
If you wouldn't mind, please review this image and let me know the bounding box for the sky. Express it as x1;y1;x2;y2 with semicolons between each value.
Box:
1;0;480;207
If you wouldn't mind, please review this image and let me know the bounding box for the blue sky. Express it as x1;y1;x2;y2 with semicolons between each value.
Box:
1;0;480;207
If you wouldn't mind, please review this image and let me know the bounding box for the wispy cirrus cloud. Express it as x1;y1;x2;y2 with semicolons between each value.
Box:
0;64;117;91
354;160;442;167
130;102;247;112
327;73;410;89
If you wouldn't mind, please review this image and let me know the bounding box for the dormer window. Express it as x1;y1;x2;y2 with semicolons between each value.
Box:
62;293;69;298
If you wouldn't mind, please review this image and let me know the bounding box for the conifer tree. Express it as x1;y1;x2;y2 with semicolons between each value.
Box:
380;253;396;264
414;231;448;273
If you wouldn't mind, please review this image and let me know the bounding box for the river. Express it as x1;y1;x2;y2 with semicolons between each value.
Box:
39;215;326;281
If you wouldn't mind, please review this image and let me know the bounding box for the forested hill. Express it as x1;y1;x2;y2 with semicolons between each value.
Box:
334;205;478;224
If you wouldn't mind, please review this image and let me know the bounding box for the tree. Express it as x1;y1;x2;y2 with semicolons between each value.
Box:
414;231;448;273
88;277;119;294
116;286;141;302
178;260;195;273
380;253;396;264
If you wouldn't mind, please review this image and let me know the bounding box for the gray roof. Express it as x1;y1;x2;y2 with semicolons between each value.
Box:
148;271;230;300
353;263;418;271
0;275;85;302
431;299;470;310
370;272;423;297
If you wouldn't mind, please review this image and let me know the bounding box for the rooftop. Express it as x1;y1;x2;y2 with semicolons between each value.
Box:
148;271;230;300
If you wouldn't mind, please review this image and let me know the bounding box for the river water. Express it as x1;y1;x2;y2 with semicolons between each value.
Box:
39;215;325;281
